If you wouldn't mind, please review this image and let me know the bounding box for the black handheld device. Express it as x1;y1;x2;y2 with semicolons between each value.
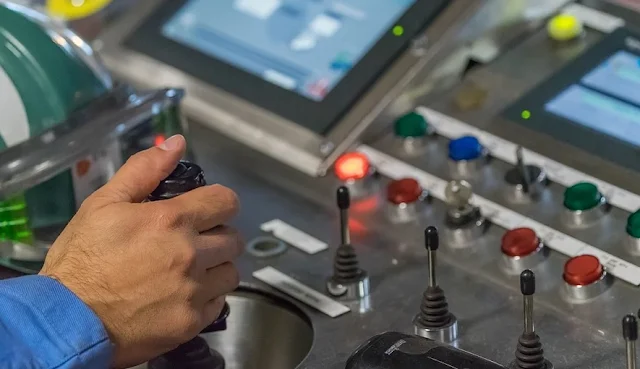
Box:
346;332;507;369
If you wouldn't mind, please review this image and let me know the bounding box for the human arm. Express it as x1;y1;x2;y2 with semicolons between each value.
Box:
0;275;112;369
0;134;243;369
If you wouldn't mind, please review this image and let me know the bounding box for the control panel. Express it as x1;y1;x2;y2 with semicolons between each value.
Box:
100;1;640;368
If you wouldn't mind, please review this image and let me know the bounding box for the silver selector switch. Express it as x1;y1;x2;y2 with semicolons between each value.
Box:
443;180;486;247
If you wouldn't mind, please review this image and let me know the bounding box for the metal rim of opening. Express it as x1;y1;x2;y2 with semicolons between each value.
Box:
246;236;287;258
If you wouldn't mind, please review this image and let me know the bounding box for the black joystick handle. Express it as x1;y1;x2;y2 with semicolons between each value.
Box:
148;161;230;330
147;161;228;369
415;226;454;329
623;315;638;341
512;269;547;369
148;161;206;201
520;269;535;296
202;303;231;333
424;226;439;251
337;186;351;246
337;186;351;210
424;226;439;289
520;269;535;336
623;314;638;369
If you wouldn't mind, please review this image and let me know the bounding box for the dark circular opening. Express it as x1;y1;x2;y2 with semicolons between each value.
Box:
246;237;287;258
254;239;280;251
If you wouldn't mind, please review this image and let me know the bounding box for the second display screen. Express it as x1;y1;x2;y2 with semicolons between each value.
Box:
545;50;640;147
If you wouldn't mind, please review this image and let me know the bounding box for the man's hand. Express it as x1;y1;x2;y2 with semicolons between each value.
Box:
39;135;243;368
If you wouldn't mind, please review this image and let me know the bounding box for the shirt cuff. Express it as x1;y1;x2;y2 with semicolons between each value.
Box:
0;275;113;368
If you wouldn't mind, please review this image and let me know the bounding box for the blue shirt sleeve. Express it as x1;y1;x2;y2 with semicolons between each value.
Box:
0;275;113;369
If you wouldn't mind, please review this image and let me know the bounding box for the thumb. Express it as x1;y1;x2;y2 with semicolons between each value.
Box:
93;135;186;204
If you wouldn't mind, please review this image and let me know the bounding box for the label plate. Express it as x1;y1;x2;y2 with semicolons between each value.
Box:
260;219;328;254
253;266;350;317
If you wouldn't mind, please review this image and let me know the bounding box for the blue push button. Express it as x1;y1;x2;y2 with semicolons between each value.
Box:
448;136;484;161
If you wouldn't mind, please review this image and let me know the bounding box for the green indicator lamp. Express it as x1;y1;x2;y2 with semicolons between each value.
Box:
521;110;531;120
393;25;404;37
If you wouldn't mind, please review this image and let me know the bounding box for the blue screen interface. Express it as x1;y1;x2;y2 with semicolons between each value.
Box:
163;0;417;101
545;50;640;147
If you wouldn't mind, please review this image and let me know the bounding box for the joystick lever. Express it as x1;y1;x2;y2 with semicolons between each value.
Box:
413;226;458;342
510;270;552;369
147;161;229;369
516;147;531;195
337;186;351;246
326;186;370;299
504;147;547;202
623;314;638;369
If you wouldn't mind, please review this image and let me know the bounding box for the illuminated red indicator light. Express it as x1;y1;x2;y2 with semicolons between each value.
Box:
334;152;370;181
387;178;422;205
501;228;540;257
154;134;167;147
563;254;603;286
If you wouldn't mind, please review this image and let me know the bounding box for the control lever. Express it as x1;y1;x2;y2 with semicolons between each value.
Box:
146;161;229;369
623;314;637;369
413;226;458;342
345;332;507;369
516;147;531;195
504;147;547;203
326;186;370;299
510;270;552;369
339;186;351;246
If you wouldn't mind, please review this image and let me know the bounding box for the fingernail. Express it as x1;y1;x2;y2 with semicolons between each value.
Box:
159;135;182;151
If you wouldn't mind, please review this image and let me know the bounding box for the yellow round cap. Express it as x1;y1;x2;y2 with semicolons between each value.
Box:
547;13;584;42
46;0;112;21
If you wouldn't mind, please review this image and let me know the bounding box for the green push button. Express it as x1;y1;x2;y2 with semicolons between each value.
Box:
627;210;640;238
394;112;428;138
563;182;602;211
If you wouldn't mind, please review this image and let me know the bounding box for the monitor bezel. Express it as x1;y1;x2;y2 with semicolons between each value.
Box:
123;0;449;135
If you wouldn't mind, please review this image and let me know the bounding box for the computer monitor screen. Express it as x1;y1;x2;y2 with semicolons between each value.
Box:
162;0;417;101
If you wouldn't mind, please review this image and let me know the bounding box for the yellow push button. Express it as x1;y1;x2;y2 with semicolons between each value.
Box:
547;13;584;42
46;0;112;21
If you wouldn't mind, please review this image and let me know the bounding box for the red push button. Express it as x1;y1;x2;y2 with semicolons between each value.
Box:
563;255;603;286
387;178;423;205
501;228;540;257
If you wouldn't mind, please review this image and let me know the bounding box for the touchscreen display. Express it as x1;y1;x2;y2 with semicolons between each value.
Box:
162;0;416;101
545;50;640;147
